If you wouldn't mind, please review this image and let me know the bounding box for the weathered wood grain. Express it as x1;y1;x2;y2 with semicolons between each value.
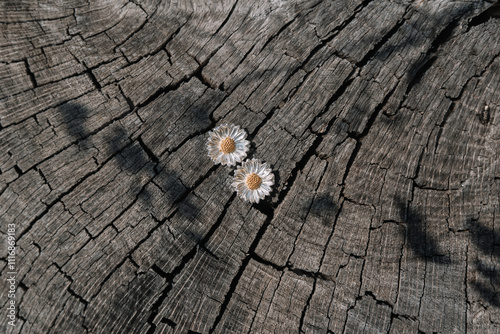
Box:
1;0;499;333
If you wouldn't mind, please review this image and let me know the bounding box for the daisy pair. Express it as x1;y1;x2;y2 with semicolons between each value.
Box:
206;124;274;204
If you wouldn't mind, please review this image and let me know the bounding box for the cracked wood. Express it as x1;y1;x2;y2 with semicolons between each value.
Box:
1;0;499;333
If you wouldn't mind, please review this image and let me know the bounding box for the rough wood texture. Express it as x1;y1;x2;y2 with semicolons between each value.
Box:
1;0;499;333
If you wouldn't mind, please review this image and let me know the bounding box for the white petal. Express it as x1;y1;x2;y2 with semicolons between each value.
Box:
253;190;261;203
261;183;272;193
234;132;245;141
259;169;271;178
262;174;274;184
230;126;239;138
264;177;274;186
248;191;255;203
252;159;258;170
235;142;246;150
244;189;252;201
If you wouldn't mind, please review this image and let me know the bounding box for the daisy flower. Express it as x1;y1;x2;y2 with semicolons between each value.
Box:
232;159;274;203
206;124;250;167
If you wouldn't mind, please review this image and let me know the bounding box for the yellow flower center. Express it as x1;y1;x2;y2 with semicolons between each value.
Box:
246;173;262;190
220;137;236;154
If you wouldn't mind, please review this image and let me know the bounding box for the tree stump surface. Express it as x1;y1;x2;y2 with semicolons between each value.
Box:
1;0;499;333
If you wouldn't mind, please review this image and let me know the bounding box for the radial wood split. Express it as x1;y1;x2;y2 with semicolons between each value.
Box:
0;0;499;333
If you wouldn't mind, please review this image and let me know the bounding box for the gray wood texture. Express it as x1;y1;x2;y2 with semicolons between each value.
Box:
1;0;499;333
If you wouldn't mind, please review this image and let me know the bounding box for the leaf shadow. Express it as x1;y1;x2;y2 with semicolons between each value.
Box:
309;193;339;227
467;217;500;307
396;198;451;264
58;103;92;149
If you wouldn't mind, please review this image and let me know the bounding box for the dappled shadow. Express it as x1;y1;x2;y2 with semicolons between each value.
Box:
309;193;339;227
145;102;214;158
154;166;186;206
467;217;500;307
104;121;204;219
58;103;92;149
176;193;202;221
396;198;451;264
372;1;476;69
395;198;499;307
362;1;485;117
106;127;128;158
468;217;500;259
472;262;500;308
104;126;153;208
58;102;202;217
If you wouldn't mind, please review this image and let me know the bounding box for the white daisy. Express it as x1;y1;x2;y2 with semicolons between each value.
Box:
206;124;250;167
232;159;274;203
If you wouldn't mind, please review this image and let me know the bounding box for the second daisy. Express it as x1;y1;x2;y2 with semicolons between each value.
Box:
232;158;274;203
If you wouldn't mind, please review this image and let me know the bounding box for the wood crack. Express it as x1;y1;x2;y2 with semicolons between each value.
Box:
146;193;237;333
15;136;140;241
356;5;412;68
23;58;38;88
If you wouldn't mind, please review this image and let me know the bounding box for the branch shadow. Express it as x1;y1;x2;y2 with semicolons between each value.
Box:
105;127;153;208
362;1;482;117
58;103;92;149
58;102;201;217
396;198;451;264
467;217;500;307
394;198;499;307
103;122;203;220
309;193;339;227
